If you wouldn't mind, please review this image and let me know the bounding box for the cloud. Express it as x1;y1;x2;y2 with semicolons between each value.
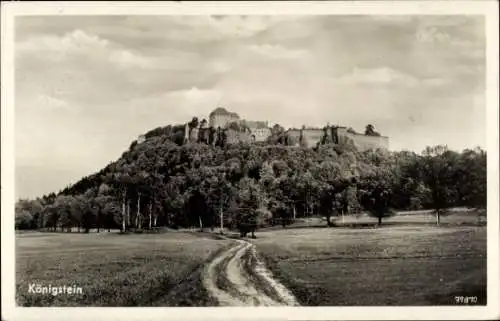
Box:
35;94;72;111
336;67;419;87
421;77;447;87
17;29;154;69
416;26;477;48
13;15;486;199
368;16;415;23
247;44;309;60
108;15;285;45
109;49;153;69
118;87;224;126
15;29;224;107
414;16;485;55
17;29;109;53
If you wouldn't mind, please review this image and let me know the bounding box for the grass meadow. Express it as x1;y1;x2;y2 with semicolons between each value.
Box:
16;210;487;307
287;209;486;229
252;212;487;306
16;231;232;306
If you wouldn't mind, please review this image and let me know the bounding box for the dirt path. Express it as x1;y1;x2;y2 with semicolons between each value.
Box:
202;238;300;306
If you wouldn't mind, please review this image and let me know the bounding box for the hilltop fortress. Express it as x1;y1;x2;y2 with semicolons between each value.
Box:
139;107;389;151
205;107;389;151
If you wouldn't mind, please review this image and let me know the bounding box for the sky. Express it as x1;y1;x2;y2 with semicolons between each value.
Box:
14;15;486;200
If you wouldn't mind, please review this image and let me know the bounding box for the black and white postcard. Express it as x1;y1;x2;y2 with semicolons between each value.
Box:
1;1;499;320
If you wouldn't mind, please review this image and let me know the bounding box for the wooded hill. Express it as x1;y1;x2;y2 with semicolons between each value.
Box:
15;121;487;235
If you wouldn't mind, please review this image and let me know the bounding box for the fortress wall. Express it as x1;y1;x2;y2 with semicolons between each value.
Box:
189;127;199;142
225;129;251;145
200;108;391;150
286;130;302;147
240;132;252;144
287;130;301;139
337;128;389;151
337;127;349;136
242;120;268;129
225;129;239;145
251;128;272;142
354;134;389;151
302;129;324;148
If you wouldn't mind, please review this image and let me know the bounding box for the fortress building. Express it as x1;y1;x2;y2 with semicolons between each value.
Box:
209;107;272;142
187;107;389;151
209;107;240;129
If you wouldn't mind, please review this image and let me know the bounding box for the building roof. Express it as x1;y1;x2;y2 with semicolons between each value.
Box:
209;107;229;116
242;120;268;129
209;107;240;118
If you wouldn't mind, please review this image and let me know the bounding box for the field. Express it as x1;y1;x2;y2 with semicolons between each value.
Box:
16;210;487;307
287;209;486;229
252;215;487;306
16;231;232;306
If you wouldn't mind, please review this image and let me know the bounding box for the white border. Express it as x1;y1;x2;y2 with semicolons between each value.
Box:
2;1;499;320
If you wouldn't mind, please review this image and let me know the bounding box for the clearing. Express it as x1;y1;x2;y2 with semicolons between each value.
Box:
16;231;231;306
252;224;487;305
16;210;487;307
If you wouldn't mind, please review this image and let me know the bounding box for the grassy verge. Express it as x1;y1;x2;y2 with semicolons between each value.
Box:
16;232;231;306
252;225;487;306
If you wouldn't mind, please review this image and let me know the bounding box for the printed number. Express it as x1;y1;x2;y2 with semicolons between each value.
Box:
455;296;478;304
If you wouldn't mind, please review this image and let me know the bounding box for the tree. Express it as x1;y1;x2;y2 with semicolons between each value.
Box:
102;200;120;232
70;194;86;232
188;117;199;129
420;145;459;225
205;169;234;233
232;178;263;238
312;160;349;226
43;203;58;231
28;199;44;229
336;184;360;223
456;147;487;209
15;209;33;230
347;127;357;134
140;156;165;230
81;189;97;233
274;175;301;227
365;124;381;136
132;170;151;230
271;124;284;135
297;170;319;217
389;151;425;210
54;195;76;232
15;199;44;230
163;176;186;228
267;124;285;145
24;118;487;235
105;169;134;233
357;160;398;226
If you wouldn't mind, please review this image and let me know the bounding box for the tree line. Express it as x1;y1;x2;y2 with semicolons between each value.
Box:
15;122;487;236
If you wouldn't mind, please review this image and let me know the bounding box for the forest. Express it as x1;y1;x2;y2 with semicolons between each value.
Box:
15;120;487;235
